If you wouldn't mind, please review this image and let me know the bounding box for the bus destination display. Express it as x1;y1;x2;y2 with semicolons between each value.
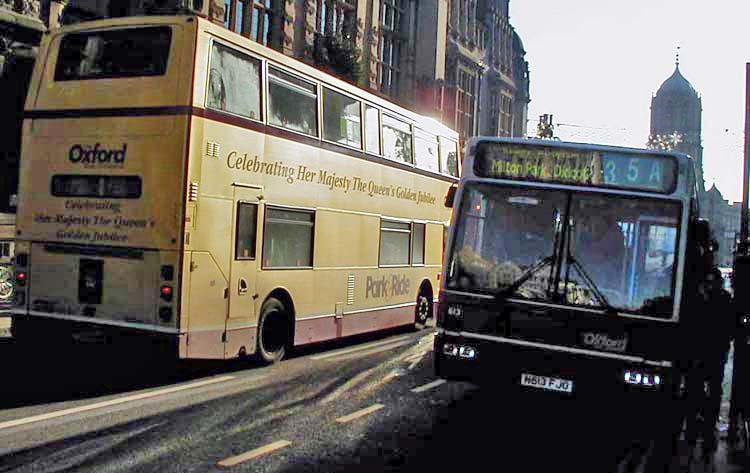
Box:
474;142;677;193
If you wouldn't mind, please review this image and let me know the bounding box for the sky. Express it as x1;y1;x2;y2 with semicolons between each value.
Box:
509;0;749;203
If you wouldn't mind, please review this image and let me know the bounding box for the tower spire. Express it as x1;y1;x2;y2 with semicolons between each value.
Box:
676;45;680;68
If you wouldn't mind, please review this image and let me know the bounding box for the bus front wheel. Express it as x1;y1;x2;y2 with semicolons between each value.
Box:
257;297;290;365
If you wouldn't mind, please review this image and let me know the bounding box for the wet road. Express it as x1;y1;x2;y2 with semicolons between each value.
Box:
0;324;746;473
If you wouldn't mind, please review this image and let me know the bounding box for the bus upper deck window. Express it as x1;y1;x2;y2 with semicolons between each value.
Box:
322;88;362;149
55;27;172;81
207;43;262;121
439;138;459;177
382;115;413;164
268;67;318;137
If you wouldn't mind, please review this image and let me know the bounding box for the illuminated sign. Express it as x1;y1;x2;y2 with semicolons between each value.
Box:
474;142;677;193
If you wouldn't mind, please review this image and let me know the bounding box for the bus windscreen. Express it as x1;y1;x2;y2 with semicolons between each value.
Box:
474;142;677;194
54;27;172;81
447;184;680;317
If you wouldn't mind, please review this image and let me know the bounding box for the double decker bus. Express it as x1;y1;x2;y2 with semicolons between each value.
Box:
435;137;710;402
10;15;460;362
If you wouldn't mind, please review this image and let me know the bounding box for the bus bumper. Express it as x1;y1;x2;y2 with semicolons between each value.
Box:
434;330;677;404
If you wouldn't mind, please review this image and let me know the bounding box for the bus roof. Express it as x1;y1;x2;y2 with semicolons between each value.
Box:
40;15;458;142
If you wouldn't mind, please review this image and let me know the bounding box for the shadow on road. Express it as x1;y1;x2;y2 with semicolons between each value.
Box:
0;325;419;410
273;379;683;473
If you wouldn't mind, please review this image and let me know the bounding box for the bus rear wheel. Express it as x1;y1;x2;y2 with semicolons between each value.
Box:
414;288;433;330
256;297;290;365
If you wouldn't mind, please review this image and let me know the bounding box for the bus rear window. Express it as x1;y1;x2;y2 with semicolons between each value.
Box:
55;27;172;81
51;175;142;199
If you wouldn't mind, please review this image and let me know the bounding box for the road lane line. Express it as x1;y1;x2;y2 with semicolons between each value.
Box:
0;375;236;431
335;404;384;423
411;379;446;393
310;335;413;360
217;440;292;467
318;340;412;362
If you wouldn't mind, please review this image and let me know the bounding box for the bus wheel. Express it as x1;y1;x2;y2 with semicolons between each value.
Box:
257;297;290;365
415;287;433;329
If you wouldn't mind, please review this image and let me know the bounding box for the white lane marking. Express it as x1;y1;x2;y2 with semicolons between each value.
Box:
411;379;446;393
0;375;236;431
310;334;414;360
316;340;412;363
335;404;385;424
217;440;292;467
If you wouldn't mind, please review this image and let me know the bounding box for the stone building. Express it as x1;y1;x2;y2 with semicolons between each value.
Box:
650;61;704;197
650;60;740;266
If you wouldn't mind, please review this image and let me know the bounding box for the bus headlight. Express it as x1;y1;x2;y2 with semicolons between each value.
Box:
459;345;477;359
624;370;662;387
443;344;459;356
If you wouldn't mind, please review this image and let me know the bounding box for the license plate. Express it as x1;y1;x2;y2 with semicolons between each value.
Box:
520;373;574;393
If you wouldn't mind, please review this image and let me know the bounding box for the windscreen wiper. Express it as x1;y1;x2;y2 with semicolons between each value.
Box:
564;253;616;313
495;255;555;299
560;218;617;314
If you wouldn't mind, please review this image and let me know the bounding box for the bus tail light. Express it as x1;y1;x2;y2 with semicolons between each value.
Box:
160;285;173;302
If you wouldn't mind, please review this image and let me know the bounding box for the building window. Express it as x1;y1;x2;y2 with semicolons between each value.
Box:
263;208;315;268
318;0;357;40
0;242;9;258
499;95;512;137
456;68;476;139
378;0;404;97
489;94;500;135
235;203;258;260
226;0;274;45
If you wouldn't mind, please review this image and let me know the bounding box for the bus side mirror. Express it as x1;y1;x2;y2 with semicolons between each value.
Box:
694;218;711;250
445;185;457;208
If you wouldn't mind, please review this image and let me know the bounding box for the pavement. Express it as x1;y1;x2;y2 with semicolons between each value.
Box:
0;322;747;473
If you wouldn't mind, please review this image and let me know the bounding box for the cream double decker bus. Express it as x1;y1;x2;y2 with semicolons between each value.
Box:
11;15;460;362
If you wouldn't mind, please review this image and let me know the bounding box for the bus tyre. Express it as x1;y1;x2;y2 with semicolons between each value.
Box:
257;297;290;365
414;288;433;330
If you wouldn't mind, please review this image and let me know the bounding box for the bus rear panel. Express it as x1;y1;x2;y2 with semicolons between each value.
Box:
13;18;195;342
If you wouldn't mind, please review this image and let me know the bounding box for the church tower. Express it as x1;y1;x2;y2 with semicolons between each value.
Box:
650;57;704;196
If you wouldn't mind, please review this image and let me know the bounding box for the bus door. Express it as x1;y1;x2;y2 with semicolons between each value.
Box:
226;186;262;358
